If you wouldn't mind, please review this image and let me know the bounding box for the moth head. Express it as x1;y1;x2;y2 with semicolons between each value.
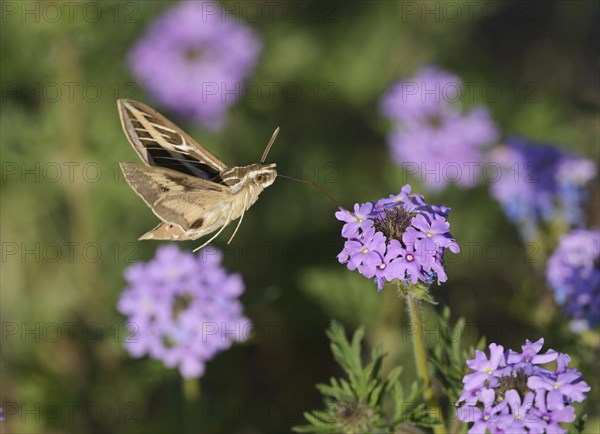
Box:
251;163;277;188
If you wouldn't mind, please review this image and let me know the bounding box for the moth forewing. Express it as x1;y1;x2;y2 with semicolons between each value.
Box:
117;99;228;175
118;100;279;248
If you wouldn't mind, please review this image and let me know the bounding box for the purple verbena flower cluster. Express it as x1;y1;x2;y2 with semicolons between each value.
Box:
128;1;261;130
336;185;460;290
380;66;499;191
547;229;600;331
118;245;251;378
489;138;597;241
457;339;590;434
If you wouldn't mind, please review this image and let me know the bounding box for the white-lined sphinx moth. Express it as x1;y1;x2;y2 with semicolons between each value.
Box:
117;99;278;251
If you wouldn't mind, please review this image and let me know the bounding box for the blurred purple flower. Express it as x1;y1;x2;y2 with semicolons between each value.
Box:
489;138;597;242
128;1;262;130
546;229;600;330
118;245;250;378
380;66;499;191
457;339;589;434
335;184;460;290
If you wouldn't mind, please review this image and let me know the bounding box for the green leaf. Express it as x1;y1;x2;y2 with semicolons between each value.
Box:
294;320;436;433
428;307;485;407
567;414;587;434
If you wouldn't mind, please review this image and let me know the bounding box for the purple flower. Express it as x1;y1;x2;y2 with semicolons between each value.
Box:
506;338;558;374
546;229;600;330
461;343;506;392
360;239;410;290
456;340;589;434
128;1;261;130
555;354;571;374
489;138;597;242
118;245;251;378
380;66;499;191
457;388;506;434
501;390;540;433
335;185;460;291
533;391;576;434
344;227;386;270
335;203;375;238
528;372;591;403
386;243;433;285
405;213;454;252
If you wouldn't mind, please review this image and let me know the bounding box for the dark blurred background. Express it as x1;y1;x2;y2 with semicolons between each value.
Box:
1;1;598;433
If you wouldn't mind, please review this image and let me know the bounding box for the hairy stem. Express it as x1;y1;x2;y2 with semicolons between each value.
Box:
406;293;445;434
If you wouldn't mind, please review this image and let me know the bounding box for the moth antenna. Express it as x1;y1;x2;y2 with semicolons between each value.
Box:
193;206;235;252
260;127;280;163
278;174;341;207
227;192;248;245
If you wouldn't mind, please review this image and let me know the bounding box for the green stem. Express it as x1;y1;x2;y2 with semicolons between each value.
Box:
184;378;200;401
450;417;463;434
406;293;445;434
183;378;200;433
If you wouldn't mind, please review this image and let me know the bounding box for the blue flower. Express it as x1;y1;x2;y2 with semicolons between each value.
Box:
489;138;596;242
546;229;600;330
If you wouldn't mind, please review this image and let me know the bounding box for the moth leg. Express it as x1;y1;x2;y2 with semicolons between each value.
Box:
227;192;248;245
193;204;234;252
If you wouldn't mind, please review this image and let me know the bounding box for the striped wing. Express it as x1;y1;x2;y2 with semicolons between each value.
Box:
118;99;228;180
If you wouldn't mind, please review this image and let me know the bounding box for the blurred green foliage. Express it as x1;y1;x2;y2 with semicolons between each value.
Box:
1;1;598;433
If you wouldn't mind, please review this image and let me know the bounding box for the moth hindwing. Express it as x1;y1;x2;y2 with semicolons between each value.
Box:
117;99;278;251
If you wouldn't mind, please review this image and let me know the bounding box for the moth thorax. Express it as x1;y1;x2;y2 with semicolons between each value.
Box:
225;164;277;190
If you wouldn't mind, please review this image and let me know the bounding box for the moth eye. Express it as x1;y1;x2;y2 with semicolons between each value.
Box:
257;175;264;182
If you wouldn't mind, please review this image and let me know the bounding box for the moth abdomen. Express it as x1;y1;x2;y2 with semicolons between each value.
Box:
139;222;187;240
